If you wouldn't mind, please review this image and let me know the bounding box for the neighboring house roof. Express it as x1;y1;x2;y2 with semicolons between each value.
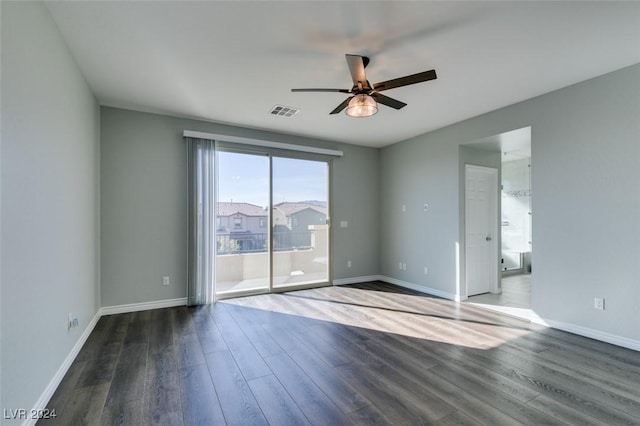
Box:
216;201;328;218
274;202;328;217
217;202;266;217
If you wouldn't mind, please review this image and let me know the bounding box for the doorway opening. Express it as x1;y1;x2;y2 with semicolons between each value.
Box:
464;127;533;316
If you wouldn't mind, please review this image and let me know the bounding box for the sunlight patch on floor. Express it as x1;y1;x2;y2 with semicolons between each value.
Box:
466;301;548;326
222;285;535;349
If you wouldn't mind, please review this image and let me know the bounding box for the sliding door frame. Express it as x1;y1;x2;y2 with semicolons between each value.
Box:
214;142;333;301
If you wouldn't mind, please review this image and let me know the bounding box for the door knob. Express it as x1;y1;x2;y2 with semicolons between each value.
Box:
486;236;492;241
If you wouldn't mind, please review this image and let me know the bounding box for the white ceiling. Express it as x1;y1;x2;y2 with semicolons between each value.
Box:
45;1;640;148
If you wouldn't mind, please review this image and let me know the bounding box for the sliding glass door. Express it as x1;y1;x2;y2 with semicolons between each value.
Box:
272;157;329;288
215;151;270;295
215;148;330;298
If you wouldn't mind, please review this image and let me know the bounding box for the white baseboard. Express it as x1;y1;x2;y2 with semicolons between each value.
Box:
379;275;459;301
99;297;187;316
333;274;459;301
533;317;640;352
24;309;101;426
332;275;384;286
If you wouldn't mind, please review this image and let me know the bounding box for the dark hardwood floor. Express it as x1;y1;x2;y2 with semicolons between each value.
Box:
40;282;640;425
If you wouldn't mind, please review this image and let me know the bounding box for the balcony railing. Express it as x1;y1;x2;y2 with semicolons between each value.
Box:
216;231;315;255
215;225;329;293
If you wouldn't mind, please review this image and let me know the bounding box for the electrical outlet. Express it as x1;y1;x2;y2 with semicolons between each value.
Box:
424;267;429;275
68;313;79;330
402;204;406;212
162;276;170;286
424;204;429;212
399;262;403;270
594;297;605;310
347;260;352;268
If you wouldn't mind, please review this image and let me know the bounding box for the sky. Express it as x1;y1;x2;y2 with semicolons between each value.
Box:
217;151;328;207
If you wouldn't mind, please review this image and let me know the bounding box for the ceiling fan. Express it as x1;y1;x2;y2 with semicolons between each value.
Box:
292;54;437;117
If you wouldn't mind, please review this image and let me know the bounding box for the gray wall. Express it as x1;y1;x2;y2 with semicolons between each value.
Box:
1;1;100;419
379;138;501;298
100;107;380;306
332;143;380;280
380;64;640;342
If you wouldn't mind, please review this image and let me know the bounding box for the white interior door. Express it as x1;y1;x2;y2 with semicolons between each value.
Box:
465;165;498;297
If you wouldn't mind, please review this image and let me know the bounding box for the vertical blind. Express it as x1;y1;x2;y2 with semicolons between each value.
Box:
186;137;215;305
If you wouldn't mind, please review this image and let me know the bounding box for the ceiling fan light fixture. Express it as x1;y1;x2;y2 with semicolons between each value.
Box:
346;94;377;118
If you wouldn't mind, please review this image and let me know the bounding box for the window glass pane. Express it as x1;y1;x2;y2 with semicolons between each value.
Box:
272;157;329;288
215;151;269;295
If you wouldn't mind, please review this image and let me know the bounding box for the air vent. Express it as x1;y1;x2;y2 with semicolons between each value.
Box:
270;105;300;117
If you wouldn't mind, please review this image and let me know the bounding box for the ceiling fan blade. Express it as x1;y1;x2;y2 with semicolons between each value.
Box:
371;93;407;110
373;69;437;92
291;88;351;93
345;54;369;87
330;97;352;115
